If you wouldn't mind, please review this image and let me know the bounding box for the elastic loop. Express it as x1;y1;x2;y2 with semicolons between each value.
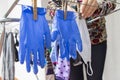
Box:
87;62;93;76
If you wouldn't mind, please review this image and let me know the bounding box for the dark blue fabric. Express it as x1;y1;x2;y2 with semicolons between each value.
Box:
19;5;51;74
51;10;82;61
70;41;107;80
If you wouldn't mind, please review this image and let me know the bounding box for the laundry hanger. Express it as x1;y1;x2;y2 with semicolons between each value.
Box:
0;23;5;57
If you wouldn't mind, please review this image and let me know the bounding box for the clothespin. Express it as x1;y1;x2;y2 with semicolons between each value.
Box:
62;0;68;20
32;0;37;20
77;1;81;19
64;0;67;20
77;0;82;19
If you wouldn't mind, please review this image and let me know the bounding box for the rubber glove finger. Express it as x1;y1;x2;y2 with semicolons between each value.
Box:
37;49;41;66
26;48;31;72
65;42;70;61
59;40;65;59
33;50;38;74
44;21;51;49
19;20;27;64
38;46;46;68
69;41;77;60
44;33;51;49
60;41;69;60
19;44;26;64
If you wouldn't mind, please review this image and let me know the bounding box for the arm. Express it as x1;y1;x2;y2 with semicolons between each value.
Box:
80;0;116;18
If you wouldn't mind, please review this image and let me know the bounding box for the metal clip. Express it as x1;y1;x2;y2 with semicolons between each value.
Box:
32;0;37;20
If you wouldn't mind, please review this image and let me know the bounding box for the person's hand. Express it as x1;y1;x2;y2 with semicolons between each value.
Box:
80;0;99;18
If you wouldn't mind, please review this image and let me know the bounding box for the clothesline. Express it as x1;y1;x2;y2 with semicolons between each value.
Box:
87;7;120;23
1;0;120;24
3;0;120;19
0;6;120;24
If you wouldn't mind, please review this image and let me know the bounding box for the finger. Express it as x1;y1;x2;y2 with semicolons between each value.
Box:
19;29;27;64
38;46;46;68
37;49;42;66
64;41;69;60
87;6;97;17
83;0;95;18
85;0;98;17
19;44;26;64
59;39;65;59
26;49;31;72
80;0;88;13
81;0;95;18
33;50;38;74
44;23;51;49
45;33;51;49
51;17;59;42
69;40;77;60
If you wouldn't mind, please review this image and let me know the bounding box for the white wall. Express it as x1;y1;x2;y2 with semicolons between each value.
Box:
104;2;120;79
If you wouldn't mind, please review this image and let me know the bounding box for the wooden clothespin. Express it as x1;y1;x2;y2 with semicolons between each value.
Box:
77;0;82;19
32;0;37;20
62;0;68;20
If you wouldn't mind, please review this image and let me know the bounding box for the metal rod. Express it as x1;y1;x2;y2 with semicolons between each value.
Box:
87;8;120;23
4;0;20;18
0;18;20;23
0;6;120;23
0;18;53;24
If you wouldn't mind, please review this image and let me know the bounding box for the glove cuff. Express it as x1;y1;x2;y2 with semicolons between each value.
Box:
22;5;46;15
55;10;76;20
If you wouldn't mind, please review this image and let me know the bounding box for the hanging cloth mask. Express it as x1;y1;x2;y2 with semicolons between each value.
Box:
19;5;51;74
76;17;93;76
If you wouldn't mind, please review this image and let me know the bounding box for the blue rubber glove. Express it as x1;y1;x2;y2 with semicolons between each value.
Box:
19;5;51;74
51;10;82;60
